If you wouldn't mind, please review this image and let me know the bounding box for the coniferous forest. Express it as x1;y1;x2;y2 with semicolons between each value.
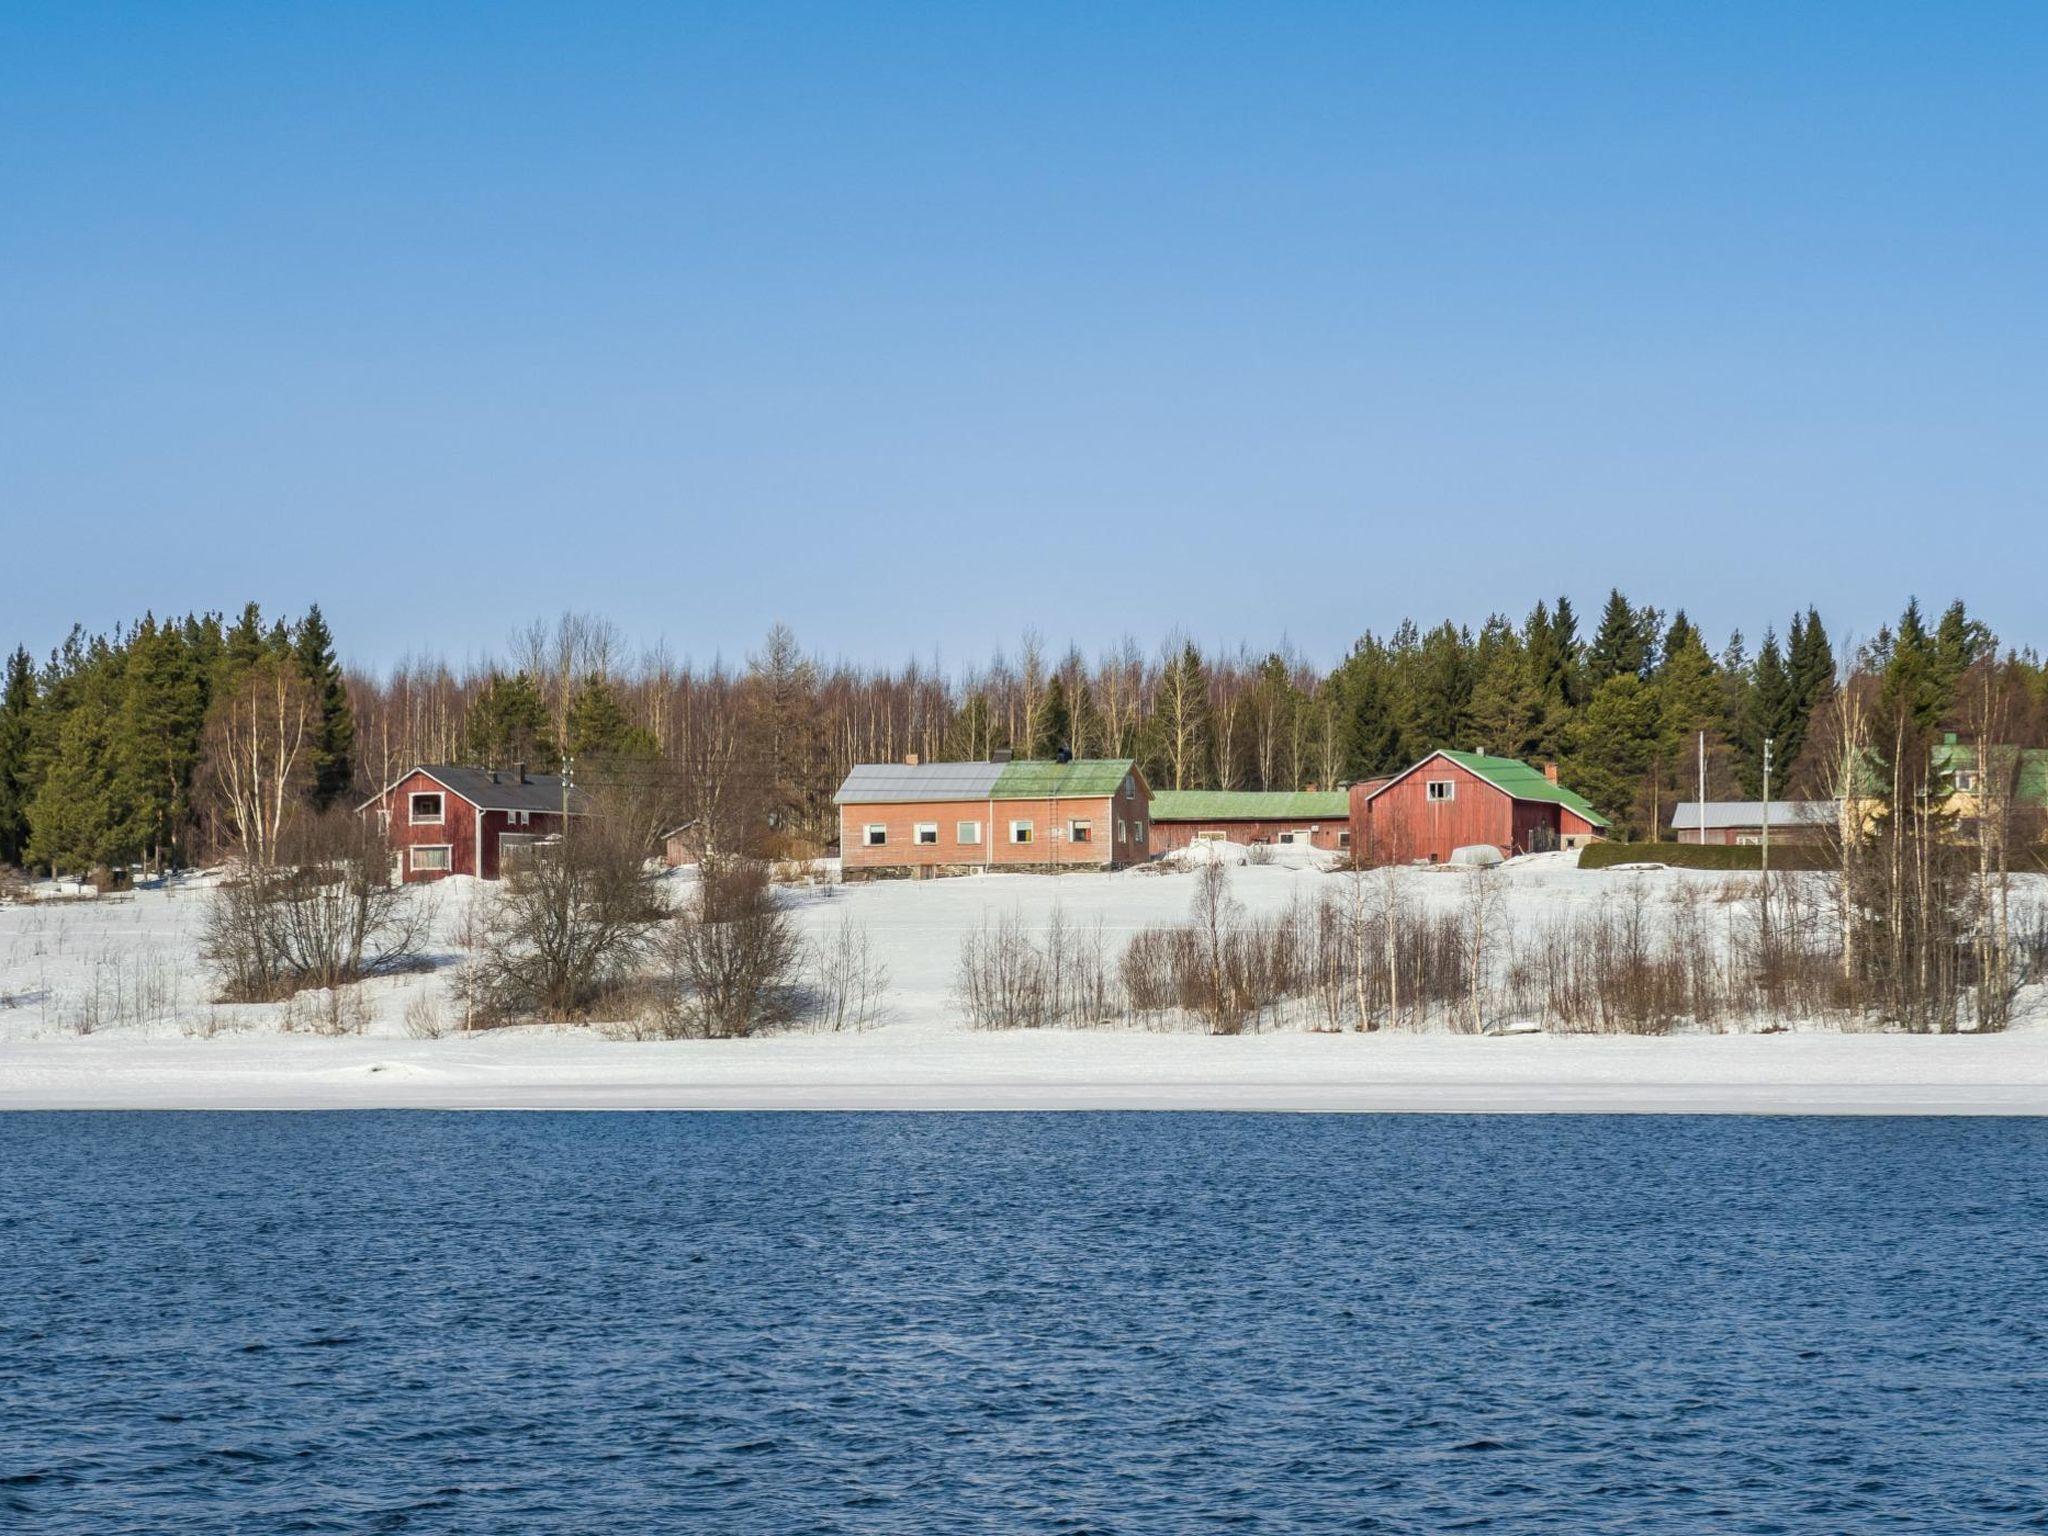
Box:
1;592;2043;878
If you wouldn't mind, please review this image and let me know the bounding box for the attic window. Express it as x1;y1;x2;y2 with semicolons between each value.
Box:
1425;780;1455;803
410;792;444;824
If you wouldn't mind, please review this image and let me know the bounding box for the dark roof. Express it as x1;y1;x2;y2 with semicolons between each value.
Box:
370;765;591;816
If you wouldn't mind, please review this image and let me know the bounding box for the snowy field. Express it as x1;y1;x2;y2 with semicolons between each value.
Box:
3;853;2046;1113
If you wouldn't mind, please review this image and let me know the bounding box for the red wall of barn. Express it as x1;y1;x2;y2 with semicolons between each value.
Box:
1353;760;1515;864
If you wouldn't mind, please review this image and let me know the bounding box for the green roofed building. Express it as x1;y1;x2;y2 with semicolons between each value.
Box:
833;754;1153;877
1354;749;1609;865
1148;789;1353;855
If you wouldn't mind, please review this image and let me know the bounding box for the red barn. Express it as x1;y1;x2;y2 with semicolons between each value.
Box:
1351;750;1607;865
358;764;588;883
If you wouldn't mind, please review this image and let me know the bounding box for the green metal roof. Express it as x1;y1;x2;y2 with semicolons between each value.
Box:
989;758;1137;798
1433;750;1611;828
1149;790;1349;822
1930;741;2048;805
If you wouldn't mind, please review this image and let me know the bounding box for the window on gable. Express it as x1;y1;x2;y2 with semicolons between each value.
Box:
410;792;444;824
1426;780;1456;802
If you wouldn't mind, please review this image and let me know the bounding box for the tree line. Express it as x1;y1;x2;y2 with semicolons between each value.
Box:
4;592;2044;876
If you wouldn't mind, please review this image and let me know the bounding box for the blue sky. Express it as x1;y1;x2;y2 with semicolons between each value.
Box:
3;2;2044;671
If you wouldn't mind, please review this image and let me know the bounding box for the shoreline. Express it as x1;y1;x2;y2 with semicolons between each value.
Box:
6;1027;2045;1114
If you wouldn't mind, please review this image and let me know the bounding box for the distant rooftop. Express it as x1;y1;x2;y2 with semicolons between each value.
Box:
1150;790;1348;822
834;758;1137;805
1670;800;1836;831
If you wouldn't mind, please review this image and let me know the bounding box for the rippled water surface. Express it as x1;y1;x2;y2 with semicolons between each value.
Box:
2;1113;2045;1533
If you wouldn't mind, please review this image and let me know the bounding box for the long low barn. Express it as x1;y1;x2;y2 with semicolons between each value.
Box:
834;756;1152;877
1670;800;1837;845
1147;790;1354;855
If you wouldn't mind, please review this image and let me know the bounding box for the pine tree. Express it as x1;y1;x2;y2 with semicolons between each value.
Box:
464;672;558;767
117;616;206;869
294;605;357;811
0;648;35;866
566;674;656;760
26;697;126;876
1033;675;1073;758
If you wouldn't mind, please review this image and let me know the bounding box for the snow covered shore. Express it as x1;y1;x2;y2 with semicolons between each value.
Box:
4;855;2045;1113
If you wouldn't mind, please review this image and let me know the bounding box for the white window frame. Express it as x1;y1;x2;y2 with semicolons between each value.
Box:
1339;829;1351;848
1425;779;1456;802
1123;779;1135;801
409;844;452;873
1195;829;1227;842
1116;818;1127;844
1278;830;1302;845
914;822;939;845
863;824;888;847
409;791;445;826
956;820;983;845
1068;818;1092;844
1009;820;1034;845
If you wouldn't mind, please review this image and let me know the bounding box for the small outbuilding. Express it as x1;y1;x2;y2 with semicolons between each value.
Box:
1147;790;1352;855
358;763;587;883
1351;750;1607;865
834;755;1152;877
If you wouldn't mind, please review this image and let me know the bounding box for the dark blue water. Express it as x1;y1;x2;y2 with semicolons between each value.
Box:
2;1115;2044;1533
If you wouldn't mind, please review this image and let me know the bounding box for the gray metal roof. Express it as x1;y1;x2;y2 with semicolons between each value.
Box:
1669;800;1835;831
833;762;1005;804
417;765;591;816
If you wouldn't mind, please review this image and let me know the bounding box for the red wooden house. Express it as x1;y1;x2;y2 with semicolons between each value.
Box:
1350;750;1607;865
358;764;588;883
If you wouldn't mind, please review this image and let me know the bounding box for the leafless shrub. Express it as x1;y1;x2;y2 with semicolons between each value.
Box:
654;857;805;1037
202;811;434;1005
1243;842;1275;866
1119;866;1322;1034
59;945;187;1035
957;907;1122;1030
472;799;664;1021
403;991;448;1039
806;915;890;1032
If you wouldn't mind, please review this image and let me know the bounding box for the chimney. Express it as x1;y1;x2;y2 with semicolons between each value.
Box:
515;760;528;785
904;753;920;767
1055;746;1072;764
1543;761;1559;784
489;768;500;784
991;748;1013;764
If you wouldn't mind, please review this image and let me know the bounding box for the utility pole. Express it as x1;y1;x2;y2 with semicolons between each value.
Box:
1697;729;1707;844
1761;736;1774;947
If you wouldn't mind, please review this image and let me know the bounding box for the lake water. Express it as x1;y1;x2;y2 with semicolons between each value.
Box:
2;1114;2044;1533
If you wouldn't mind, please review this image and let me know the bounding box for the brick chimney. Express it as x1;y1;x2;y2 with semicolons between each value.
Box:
1543;761;1559;784
904;752;920;767
515;760;528;784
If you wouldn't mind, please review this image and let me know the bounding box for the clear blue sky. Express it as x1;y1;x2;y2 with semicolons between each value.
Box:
4;2;2044;671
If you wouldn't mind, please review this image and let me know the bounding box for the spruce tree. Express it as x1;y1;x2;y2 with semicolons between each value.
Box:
294;606;357;811
1736;629;1793;796
0;648;35;866
1587;589;1657;684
